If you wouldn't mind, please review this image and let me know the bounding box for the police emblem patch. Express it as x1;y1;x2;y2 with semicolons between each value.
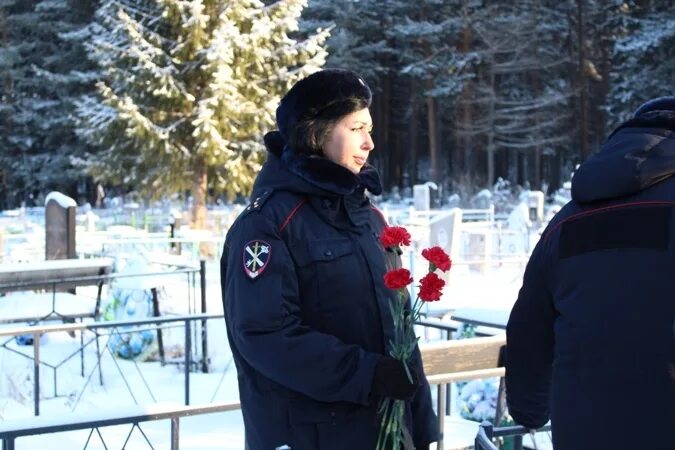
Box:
243;240;271;279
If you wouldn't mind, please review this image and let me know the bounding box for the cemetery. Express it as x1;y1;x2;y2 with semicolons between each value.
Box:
1;0;672;449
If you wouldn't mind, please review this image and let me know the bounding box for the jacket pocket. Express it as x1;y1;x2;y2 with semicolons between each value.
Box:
289;400;377;450
289;238;357;315
287;400;343;450
307;237;354;262
288;402;346;425
289;237;354;267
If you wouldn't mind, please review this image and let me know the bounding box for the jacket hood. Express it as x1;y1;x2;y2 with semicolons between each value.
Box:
571;111;675;204
251;131;382;200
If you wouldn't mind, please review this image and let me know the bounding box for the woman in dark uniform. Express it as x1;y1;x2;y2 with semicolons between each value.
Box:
221;69;438;450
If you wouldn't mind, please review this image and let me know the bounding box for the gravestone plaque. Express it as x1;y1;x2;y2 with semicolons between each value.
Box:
45;192;77;260
527;190;545;223
413;184;431;211
429;208;463;262
429;208;463;282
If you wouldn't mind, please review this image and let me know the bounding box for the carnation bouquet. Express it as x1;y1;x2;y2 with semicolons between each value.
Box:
377;226;452;450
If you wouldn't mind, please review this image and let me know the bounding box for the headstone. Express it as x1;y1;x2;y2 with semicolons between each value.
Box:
85;210;98;232
169;209;182;254
428;208;463;262
465;229;491;273
45;191;77;260
507;202;531;231
472;189;492;209
527;190;545;223
447;193;461;209
413;184;431;211
390;186;401;203
426;208;463;284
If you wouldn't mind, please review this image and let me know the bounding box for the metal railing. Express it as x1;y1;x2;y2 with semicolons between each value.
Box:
476;421;552;450
0;313;222;416
0;401;241;450
1;316;472;417
0;261;204;322
0;316;516;449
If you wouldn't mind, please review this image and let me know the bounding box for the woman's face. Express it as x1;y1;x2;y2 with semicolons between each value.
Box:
322;108;374;174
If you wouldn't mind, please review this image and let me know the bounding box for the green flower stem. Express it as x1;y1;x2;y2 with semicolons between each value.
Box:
375;398;391;450
380;263;442;448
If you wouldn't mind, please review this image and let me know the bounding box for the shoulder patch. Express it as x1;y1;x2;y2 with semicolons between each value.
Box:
243;240;271;279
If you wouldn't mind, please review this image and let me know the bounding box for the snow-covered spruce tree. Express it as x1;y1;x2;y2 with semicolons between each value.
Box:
75;0;329;227
607;0;675;127
0;0;97;209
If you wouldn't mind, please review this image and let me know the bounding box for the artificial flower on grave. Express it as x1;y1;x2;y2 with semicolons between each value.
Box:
376;225;452;450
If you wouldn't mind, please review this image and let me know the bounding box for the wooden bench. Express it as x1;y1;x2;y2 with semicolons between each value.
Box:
0;258;113;324
420;334;506;450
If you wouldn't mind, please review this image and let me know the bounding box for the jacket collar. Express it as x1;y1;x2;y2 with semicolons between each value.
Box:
281;147;382;197
258;132;379;229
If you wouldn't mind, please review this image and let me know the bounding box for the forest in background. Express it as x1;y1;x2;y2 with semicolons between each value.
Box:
0;0;673;211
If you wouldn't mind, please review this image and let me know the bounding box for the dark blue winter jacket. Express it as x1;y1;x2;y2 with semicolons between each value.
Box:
506;111;675;449
221;132;438;450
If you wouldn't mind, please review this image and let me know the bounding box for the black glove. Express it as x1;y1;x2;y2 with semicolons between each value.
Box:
371;356;420;401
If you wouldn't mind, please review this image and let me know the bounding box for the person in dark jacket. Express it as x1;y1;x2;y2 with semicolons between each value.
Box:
221;69;438;450
506;96;675;450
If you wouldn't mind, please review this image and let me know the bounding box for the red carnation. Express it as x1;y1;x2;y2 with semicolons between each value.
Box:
384;268;413;290
379;226;411;249
421;246;452;272
418;272;445;302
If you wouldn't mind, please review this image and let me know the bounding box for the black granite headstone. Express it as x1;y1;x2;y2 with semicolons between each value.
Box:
45;192;76;260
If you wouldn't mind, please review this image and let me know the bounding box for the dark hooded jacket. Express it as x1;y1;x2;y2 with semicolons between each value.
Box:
221;132;438;450
506;110;675;450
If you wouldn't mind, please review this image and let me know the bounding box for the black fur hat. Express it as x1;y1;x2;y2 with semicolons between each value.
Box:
276;69;372;143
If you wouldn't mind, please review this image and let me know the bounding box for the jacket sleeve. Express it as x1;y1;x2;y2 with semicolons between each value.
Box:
505;235;556;429
222;212;380;405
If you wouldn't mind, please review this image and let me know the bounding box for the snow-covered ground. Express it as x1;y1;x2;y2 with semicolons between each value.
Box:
0;200;544;449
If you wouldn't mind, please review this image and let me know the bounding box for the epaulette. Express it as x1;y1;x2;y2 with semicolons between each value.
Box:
242;190;274;216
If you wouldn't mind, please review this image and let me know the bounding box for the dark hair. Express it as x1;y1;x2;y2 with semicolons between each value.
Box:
288;97;371;157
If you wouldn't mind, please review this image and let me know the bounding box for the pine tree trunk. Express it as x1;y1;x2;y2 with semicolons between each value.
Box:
462;81;473;176
596;5;612;147
486;59;496;188
191;156;207;229
531;71;542;189
455;24;473;177
421;36;440;184
1;10;13;210
381;75;393;189
408;79;419;186
455;25;473;182
426;93;439;183
576;0;589;160
1;10;11;97
535;147;542;189
452;110;463;179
